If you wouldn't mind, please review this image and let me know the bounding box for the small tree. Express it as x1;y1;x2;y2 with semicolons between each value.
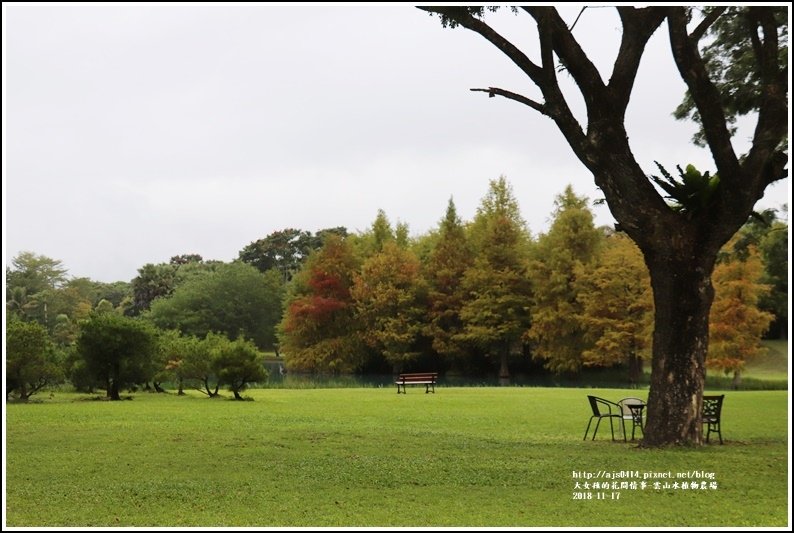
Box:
157;329;194;395
129;263;179;316
76;313;157;400
212;337;268;400
6;251;68;296
238;228;314;282
6;316;63;400
181;333;221;397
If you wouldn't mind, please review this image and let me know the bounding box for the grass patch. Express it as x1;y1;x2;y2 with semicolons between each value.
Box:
5;388;789;527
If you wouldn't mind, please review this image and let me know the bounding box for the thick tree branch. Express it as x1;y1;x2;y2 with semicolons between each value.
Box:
531;8;588;153
690;7;727;41
417;7;544;84
745;12;765;70
741;8;789;188
470;88;548;115
421;6;588;159
609;7;667;116
667;8;741;181
523;6;608;105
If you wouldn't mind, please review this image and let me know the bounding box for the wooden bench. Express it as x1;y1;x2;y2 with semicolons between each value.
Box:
395;372;438;394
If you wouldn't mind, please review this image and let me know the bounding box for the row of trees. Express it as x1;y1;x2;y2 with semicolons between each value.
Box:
278;178;783;386
6;179;786;399
7;311;267;401
6;256;283;401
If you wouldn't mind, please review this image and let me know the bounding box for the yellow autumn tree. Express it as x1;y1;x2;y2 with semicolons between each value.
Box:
528;186;602;374
708;241;774;388
576;233;654;386
352;241;427;373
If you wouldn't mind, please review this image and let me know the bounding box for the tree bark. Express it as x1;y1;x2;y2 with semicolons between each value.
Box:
641;253;715;445
198;377;220;397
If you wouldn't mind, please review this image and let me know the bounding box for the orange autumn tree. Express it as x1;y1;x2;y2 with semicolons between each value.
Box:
708;240;774;387
279;235;363;373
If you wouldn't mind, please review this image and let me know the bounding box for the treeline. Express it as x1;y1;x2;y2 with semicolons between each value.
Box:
5;177;788;400
276;179;785;386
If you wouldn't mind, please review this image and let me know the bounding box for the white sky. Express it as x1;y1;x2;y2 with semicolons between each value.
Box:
3;4;790;283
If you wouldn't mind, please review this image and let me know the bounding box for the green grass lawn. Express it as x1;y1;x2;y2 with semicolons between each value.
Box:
4;387;789;527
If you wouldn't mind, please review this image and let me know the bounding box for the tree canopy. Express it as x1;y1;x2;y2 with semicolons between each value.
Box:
146;262;283;350
6;316;63;400
419;5;788;446
76;313;158;400
528;186;603;374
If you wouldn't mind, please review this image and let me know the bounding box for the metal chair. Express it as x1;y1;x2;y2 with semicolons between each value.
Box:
617;397;646;441
584;395;625;441
702;395;725;444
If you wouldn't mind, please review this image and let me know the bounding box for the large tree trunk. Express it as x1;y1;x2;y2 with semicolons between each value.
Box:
642;253;716;445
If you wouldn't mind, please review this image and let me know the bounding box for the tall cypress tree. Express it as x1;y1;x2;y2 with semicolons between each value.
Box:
576;233;654;385
424;198;474;367
458;178;532;383
528;186;603;374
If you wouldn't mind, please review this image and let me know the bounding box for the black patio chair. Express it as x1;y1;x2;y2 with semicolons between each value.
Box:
702;395;725;444
617;397;646;441
583;395;625;441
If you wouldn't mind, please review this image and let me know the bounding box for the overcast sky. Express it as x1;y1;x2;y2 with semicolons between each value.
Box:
3;4;790;283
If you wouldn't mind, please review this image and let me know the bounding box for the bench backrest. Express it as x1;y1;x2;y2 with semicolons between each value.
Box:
702;395;724;421
397;373;438;383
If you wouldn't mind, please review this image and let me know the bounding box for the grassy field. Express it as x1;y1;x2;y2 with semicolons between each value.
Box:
4;387;789;527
